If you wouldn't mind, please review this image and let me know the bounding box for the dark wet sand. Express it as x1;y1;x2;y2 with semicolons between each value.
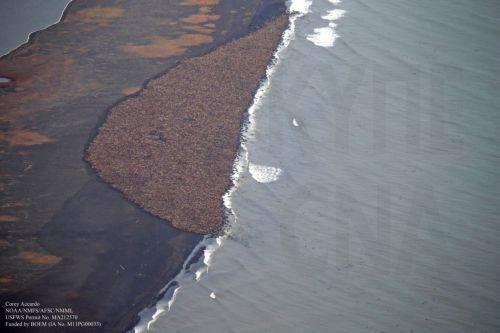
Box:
87;15;288;234
0;0;286;331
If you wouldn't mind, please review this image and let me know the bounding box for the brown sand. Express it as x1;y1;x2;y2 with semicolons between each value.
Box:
17;251;62;266
0;215;18;222
0;130;54;147
87;15;288;234
0;0;287;329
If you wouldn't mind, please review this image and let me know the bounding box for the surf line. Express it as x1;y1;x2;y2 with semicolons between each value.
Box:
132;3;310;331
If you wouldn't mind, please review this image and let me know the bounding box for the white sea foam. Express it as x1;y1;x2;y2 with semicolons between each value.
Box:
133;236;208;333
328;0;342;5
194;235;225;282
249;163;283;183
195;268;204;281
133;3;307;331
322;9;346;21
167;288;180;311
307;27;338;47
203;241;217;267
144;286;180;331
222;0;308;218
307;6;346;47
292;118;299;127
289;0;312;14
147;309;164;331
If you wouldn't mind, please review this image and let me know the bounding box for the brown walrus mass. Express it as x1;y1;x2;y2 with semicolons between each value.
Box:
86;15;288;234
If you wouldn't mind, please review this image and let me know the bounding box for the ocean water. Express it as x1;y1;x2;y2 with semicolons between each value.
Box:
136;0;500;332
0;0;72;56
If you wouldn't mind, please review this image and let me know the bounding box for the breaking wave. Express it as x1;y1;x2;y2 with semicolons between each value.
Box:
249;163;283;183
131;1;310;331
307;3;346;47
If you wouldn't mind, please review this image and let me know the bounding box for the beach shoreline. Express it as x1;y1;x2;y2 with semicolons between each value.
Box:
0;1;287;331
